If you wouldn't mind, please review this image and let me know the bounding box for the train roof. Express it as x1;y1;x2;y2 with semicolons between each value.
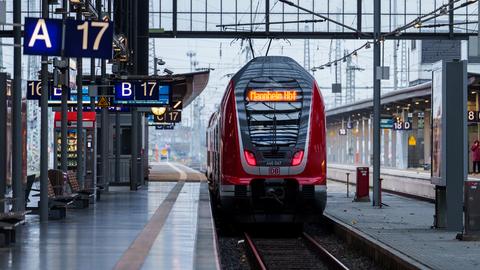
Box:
231;56;314;85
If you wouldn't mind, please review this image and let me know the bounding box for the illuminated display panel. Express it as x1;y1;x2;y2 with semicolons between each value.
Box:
246;90;298;102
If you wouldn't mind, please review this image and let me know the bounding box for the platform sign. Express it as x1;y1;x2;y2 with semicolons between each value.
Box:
115;82;134;100
24;18;63;56
26;80;42;100
393;120;412;130
338;128;347;135
153;110;181;123
64;20;113;59
134;81;160;100
114;81;170;106
467;111;480;122
50;86;64;100
24;17;113;59
26;80;69;101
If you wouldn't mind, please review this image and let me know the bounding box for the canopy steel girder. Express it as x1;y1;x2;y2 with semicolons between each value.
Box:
0;30;474;40
147;31;474;40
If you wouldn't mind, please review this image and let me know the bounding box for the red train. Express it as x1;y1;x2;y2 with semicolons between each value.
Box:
206;56;327;222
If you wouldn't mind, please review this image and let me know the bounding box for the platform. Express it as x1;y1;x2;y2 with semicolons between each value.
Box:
149;162;206;182
328;163;480;200
0;163;219;270
326;181;480;270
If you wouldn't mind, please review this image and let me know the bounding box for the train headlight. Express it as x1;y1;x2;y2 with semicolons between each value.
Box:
291;150;304;166
244;150;257;166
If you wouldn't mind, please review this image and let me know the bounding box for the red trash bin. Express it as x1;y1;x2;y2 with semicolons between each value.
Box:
355;167;370;202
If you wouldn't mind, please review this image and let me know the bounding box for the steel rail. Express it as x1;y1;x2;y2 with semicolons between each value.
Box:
244;232;267;270
302;232;350;270
244;231;351;270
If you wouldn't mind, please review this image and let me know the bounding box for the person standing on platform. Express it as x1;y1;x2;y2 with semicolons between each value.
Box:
471;140;480;174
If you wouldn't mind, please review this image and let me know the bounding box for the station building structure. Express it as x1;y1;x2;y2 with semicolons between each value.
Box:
326;39;480;182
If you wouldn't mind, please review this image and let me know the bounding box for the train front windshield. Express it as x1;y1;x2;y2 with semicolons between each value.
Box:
243;77;306;165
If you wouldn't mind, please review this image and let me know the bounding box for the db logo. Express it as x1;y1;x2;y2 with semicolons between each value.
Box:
269;167;280;175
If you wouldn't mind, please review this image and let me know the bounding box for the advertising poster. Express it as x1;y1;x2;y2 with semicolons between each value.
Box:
431;62;443;185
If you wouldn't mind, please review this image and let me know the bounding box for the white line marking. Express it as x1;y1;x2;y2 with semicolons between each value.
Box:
167;162;188;181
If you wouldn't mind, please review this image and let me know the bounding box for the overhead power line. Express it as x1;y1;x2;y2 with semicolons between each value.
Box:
311;0;478;71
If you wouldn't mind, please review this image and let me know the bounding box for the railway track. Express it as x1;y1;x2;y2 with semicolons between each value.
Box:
243;231;349;270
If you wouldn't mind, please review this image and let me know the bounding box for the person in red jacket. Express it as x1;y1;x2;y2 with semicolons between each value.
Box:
472;140;480;174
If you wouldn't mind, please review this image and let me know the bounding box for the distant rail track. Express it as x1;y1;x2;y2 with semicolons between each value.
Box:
243;231;349;270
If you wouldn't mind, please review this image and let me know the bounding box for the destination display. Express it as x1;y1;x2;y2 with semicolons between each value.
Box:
381;117;412;130
246;89;298;102
27;82;103;106
380;118;394;129
114;81;170;106
155;124;175;130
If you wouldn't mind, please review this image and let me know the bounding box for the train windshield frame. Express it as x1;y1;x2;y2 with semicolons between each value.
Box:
244;77;304;150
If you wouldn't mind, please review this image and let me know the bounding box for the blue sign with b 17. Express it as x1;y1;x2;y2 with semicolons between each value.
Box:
114;81;170;106
24;17;113;59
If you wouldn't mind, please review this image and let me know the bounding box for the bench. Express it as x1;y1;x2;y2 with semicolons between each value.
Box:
47;170;79;219
25;174;38;207
0;211;27;246
67;170;94;208
47;179;76;219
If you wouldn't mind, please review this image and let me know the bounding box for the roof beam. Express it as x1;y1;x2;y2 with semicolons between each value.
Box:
148;30;474;40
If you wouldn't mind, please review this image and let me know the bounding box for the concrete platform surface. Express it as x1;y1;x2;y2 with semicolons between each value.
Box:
0;163;218;270
326;181;480;270
149;162;206;182
328;163;480;200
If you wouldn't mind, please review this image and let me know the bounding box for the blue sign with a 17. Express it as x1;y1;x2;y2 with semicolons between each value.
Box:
64;19;113;59
24;18;63;56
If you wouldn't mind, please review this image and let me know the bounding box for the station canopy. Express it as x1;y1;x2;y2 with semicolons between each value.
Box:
158;70;209;108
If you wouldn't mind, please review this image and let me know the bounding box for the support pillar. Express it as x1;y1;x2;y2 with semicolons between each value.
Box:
40;0;49;221
0;73;7;213
115;111;120;183
391;127;397;168
76;10;84;189
372;0;381;206
12;0;25;211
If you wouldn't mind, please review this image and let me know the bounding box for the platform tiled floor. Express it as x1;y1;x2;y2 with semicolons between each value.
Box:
0;163;218;270
326;181;480;270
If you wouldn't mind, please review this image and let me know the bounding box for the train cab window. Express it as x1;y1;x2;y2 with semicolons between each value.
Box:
244;77;303;148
